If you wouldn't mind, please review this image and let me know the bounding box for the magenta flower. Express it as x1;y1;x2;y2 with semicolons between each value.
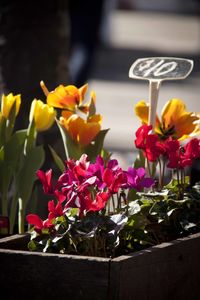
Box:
36;169;54;194
26;214;54;234
125;167;154;191
102;167;127;194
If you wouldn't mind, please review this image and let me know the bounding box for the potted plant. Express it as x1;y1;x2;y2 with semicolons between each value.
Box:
0;60;200;299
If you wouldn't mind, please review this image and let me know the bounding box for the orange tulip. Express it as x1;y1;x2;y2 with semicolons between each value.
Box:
45;82;88;111
135;98;200;140
60;111;102;146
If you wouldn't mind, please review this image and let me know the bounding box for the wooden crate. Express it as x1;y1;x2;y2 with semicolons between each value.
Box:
0;233;200;300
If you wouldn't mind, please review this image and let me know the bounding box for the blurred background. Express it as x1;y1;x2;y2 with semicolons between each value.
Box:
0;0;200;168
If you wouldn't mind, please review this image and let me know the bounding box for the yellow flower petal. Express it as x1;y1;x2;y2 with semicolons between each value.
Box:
30;99;56;132
1;93;21;119
78;83;88;103
161;98;186;129
134;100;161;132
173;112;200;140
134;100;149;124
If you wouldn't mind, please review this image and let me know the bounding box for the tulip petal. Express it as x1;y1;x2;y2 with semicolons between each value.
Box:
47;85;78;110
174;113;200;140
135;100;161;133
161;98;186;129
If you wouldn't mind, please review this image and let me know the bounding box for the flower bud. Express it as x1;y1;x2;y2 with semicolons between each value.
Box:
29;99;56;131
1;93;21;119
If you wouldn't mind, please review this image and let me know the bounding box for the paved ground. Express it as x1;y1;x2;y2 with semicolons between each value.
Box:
88;8;200;168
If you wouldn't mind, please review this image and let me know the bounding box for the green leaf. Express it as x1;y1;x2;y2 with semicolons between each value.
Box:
56;118;83;160
0;116;6;147
48;145;65;172
128;200;141;215
84;129;109;161
5;101;16;141
24;120;37;154
17;145;45;203
0;130;27;193
134;150;145;169
88;97;96;117
127;188;137;202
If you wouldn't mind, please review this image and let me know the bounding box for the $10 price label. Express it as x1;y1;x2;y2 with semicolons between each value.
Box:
129;57;193;81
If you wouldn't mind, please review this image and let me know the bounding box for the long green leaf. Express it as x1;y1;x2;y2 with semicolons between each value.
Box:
48;145;65;172
85;129;109;161
17;145;45;202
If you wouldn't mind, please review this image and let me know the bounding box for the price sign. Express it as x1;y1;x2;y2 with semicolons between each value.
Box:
129;57;194;129
129;57;193;81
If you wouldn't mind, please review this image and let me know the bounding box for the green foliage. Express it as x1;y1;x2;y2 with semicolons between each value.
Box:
118;184;200;255
28;211;128;258
0;105;45;234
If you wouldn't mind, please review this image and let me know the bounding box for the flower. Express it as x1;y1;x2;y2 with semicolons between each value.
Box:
125;167;155;191
135;125;166;162
26;214;53;234
135;98;200;140
1;93;21;119
60;111;102;146
29;99;56;131
45;82;88;111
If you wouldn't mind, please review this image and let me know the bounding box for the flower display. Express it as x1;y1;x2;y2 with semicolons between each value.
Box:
26;154;154;256
1;71;200;258
23;80;200;258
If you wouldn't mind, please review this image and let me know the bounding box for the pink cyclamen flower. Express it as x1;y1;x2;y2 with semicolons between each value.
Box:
36;169;54;194
26;214;54;233
125;167;154;191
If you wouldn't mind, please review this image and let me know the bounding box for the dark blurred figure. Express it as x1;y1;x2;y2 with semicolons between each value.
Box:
0;0;70;129
68;0;106;86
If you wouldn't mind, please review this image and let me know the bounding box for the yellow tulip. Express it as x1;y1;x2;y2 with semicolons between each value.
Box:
46;83;88;111
29;99;56;132
60;111;102;146
1;93;21;119
135;98;200;140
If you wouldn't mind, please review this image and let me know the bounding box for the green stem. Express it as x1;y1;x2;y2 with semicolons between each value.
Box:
146;158;152;178
1;189;8;217
24;121;37;155
9;192;19;234
18;197;25;234
111;195;115;213
158;158;162;190
161;159;166;188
